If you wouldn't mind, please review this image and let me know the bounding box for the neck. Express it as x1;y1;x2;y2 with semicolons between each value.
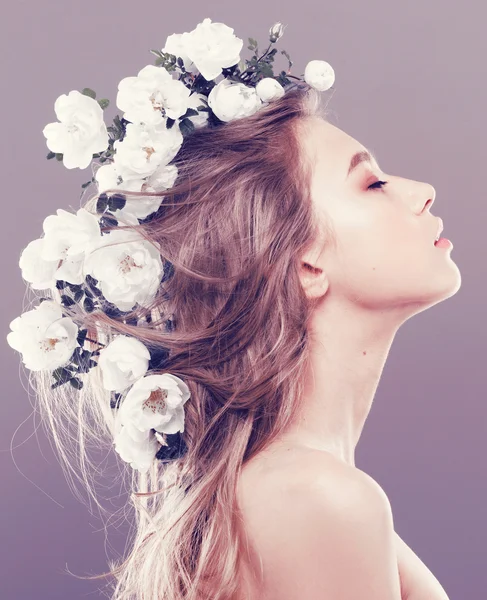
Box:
280;296;404;467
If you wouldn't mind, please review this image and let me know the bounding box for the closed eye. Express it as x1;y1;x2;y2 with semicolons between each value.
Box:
368;180;388;190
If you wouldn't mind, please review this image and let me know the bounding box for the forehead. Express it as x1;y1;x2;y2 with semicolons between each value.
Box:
298;117;363;184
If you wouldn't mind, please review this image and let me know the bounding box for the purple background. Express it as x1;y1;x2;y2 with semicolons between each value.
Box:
1;1;485;598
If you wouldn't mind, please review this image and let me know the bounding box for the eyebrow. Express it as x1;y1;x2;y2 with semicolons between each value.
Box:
347;149;379;178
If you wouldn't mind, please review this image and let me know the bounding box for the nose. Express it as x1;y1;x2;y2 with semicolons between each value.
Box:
421;183;436;213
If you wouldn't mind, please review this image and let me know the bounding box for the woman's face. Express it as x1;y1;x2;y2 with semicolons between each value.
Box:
299;117;461;314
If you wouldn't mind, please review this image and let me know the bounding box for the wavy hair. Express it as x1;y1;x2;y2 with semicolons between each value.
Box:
25;85;336;599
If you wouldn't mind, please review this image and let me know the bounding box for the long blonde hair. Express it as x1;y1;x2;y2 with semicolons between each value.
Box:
26;86;335;599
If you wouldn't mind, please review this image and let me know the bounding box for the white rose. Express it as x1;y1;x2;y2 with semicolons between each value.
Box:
95;163;178;220
207;80;263;122
42;90;110;170
119;163;178;219
42;207;101;258
19;208;102;288
113;419;159;473
255;78;285;102
117;373;191;435
117;64;192;124
161;33;199;74
142;163;179;193
83;229;163;312
113;121;183;181
304;60;335;92
181;17;243;81
98;335;151;392
7;300;79;371
19;238;59;290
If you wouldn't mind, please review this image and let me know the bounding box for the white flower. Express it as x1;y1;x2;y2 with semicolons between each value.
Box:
255;77;285;102
95;162;178;220
186;92;209;128
142;163;179;192
83;228;163;312
117;64;192;124
269;22;285;43
180;17;243;81
6;300;79;371
304;60;335;92
19;238;59;290
19;208;102;288
98;335;151;392
117;373;191;435
42;90;110;170
112;372;191;473
161;33;199;74
113;419;159;473
207;79;262;122
112;121;183;181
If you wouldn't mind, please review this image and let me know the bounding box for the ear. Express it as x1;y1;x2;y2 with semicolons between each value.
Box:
299;260;329;300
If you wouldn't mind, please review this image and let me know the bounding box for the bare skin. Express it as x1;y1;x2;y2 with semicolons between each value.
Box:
236;117;459;599
237;443;450;599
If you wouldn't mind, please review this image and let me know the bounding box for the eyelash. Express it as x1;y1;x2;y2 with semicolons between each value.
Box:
368;180;389;190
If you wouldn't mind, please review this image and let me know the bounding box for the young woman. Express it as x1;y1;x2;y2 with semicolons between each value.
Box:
7;20;459;600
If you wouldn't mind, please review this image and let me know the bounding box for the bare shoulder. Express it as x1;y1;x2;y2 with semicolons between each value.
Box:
237;445;401;599
239;443;392;518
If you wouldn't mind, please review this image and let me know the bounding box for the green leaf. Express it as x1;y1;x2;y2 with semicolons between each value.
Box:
81;87;96;99
179;118;195;137
74;288;84;302
84;297;95;313
108;193;126;211
77;329;88;346
149;49;164;59
177;57;184;67
52;367;72;381
55;153;63;161
257;63;274;78
98;98;110;109
181;107;199;119
61;294;75;307
46;151;56;160
96;194;108;213
69;377;83;390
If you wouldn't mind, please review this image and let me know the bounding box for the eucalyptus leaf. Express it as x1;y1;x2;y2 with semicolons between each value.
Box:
98;98;110;109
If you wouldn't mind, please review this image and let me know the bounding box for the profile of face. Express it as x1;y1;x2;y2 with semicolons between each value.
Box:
298;117;462;323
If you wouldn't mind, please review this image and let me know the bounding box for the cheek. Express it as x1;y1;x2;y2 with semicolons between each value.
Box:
330;225;431;304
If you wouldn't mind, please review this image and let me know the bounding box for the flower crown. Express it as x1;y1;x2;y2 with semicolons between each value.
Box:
6;18;335;474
